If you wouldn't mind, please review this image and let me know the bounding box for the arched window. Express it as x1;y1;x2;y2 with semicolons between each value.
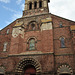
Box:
60;37;65;48
59;22;63;27
7;29;9;34
39;0;42;8
34;1;37;9
27;21;39;31
31;23;35;30
29;39;35;50
3;42;8;51
29;2;32;10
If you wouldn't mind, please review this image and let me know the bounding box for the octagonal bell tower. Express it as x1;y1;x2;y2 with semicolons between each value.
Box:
23;0;50;17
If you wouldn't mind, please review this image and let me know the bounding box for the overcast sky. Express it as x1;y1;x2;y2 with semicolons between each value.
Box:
49;0;75;21
0;0;75;29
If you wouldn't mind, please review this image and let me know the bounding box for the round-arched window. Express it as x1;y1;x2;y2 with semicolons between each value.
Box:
29;39;35;50
27;21;39;31
31;23;35;30
60;37;65;48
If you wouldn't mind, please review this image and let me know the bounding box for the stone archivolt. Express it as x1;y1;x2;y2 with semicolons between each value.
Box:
15;58;42;73
57;65;73;75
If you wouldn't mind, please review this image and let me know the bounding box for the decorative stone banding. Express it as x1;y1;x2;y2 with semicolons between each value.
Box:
57;65;73;75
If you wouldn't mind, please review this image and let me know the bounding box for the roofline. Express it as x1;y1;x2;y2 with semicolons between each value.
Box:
51;13;75;22
0;13;75;31
19;13;75;23
0;20;16;31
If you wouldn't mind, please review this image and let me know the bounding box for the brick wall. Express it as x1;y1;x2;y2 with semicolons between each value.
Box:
51;14;75;74
0;21;16;57
0;13;75;74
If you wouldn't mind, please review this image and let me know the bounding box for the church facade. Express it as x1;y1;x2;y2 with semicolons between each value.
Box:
0;0;75;75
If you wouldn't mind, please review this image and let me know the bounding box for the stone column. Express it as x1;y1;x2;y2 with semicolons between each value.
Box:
37;2;39;8
24;0;28;10
32;2;34;9
43;0;47;8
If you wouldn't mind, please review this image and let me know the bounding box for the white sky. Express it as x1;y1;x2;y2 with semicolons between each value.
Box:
49;0;75;21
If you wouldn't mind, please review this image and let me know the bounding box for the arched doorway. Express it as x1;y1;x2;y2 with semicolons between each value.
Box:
24;65;36;75
15;58;42;75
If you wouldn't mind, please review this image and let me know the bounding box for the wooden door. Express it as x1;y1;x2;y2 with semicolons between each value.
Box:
24;65;36;75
